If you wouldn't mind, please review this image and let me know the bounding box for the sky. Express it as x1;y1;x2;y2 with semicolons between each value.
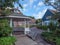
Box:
14;0;54;19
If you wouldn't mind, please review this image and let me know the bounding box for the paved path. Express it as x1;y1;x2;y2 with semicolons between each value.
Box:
30;27;51;45
14;35;37;45
14;27;51;45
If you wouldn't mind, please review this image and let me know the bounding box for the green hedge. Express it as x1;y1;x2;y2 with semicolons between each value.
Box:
0;19;12;37
56;37;60;45
36;25;48;30
0;36;16;45
41;32;60;45
30;25;36;28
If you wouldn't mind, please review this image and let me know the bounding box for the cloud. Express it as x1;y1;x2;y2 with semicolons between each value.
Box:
29;0;34;4
22;4;28;11
34;2;44;11
32;9;47;19
29;0;36;7
38;2;44;6
23;4;28;8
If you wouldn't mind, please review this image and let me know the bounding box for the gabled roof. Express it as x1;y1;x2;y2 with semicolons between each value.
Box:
9;12;28;17
0;12;31;19
42;9;54;21
6;12;31;19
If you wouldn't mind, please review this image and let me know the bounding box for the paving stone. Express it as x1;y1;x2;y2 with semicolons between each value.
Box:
15;35;37;45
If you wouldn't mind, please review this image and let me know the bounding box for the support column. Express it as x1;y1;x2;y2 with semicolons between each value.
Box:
10;18;13;27
10;18;13;36
24;19;30;34
24;20;27;34
28;21;29;28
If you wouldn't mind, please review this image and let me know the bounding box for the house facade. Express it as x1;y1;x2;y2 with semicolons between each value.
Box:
42;9;55;25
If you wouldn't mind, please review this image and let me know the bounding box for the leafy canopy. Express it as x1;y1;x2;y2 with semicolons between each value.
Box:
44;0;60;11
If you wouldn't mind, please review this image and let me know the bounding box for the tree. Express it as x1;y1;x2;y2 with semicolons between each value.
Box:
29;16;35;19
36;19;42;24
0;0;23;15
44;0;60;12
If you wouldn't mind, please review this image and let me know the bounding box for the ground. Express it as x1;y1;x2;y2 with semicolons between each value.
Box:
14;35;37;45
14;27;51;45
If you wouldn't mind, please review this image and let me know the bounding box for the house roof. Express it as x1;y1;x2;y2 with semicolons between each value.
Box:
9;12;28;17
6;12;31;19
42;9;54;21
0;12;31;19
0;8;32;19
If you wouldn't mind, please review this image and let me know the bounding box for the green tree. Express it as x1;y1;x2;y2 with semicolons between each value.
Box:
44;0;60;11
36;19;42;24
0;19;12;37
0;0;23;15
29;16;35;19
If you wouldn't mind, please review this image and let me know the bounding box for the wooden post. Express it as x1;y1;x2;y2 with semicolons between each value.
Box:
10;18;13;36
28;21;29;28
24;19;27;34
10;18;13;27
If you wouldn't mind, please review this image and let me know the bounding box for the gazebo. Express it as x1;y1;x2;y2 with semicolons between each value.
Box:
0;11;31;35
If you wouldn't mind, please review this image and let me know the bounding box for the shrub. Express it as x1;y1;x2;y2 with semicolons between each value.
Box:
48;22;57;31
41;32;56;43
42;25;48;30
30;25;36;28
36;25;48;30
0;19;12;37
36;25;42;29
56;37;60;45
0;36;16;45
55;29;60;37
41;32;60;45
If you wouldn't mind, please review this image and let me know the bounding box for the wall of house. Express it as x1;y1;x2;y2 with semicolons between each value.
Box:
12;18;25;27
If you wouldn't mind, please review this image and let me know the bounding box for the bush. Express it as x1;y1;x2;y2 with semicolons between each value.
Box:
41;32;56;43
0;19;12;37
48;22;57;31
41;32;60;45
56;37;60;45
36;25;42;29
55;29;60;37
0;36;16;45
42;25;48;30
30;25;36;28
36;25;48;30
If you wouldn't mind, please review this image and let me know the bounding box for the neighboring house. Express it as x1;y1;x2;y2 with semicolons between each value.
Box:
0;9;32;35
29;19;36;25
42;9;56;25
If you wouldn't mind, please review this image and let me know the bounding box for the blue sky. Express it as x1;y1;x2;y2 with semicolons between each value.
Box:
14;0;54;19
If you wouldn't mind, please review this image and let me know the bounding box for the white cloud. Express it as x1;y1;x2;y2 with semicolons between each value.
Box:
30;0;34;4
23;4;28;8
35;2;44;11
32;9;47;19
38;2;44;6
22;4;28;11
29;0;35;7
